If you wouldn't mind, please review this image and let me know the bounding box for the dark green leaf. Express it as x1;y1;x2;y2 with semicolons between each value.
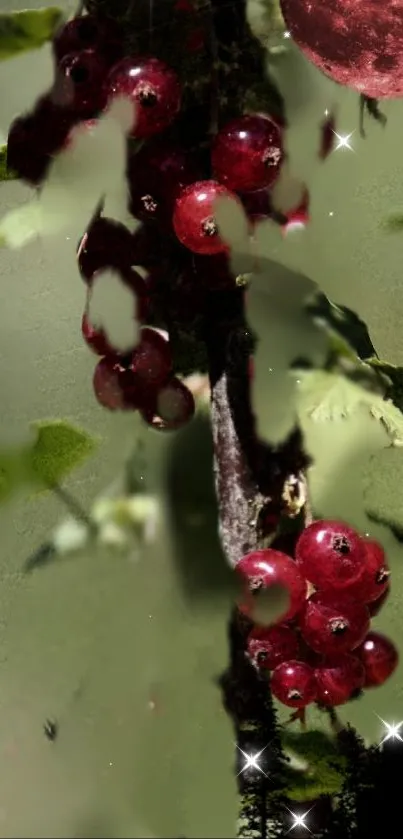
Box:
29;420;97;488
306;292;378;362
0;145;17;181
282;730;347;802
0;8;64;62
366;357;403;414
282;729;340;760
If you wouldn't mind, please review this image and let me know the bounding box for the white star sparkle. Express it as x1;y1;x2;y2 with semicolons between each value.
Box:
333;131;355;152
236;744;269;777
378;716;403;746
286;807;313;833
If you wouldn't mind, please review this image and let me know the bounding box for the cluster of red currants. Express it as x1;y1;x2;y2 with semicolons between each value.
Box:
236;520;398;710
6;11;287;427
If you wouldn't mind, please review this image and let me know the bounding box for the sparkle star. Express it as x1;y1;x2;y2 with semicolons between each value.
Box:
286;807;313;833
377;716;403;746
333;131;355;152
236;744;269;777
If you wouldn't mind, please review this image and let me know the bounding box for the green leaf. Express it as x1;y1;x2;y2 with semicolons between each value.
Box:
282;729;340;761
366;356;403;413
29;420;97;488
0;8;64;62
306;292;378;361
283;764;345;802
281;730;347;802
0;144;17;182
294;369;403;445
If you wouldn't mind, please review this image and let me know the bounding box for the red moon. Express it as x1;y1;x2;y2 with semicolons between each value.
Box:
280;0;403;99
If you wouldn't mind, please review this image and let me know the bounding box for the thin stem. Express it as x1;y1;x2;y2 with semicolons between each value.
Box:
50;483;95;531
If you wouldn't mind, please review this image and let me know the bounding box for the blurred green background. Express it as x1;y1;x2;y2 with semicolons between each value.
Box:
1;1;403;836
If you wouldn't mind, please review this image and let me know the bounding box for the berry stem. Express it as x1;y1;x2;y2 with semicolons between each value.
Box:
49;482;96;532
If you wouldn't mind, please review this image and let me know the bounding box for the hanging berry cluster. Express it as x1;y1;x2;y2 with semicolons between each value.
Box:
6;6;286;432
237;520;398;710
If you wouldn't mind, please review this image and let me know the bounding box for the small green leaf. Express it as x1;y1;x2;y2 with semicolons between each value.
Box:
0;8;64;62
283;764;345;802
29;420;97;488
0;145;17;181
282;729;340;761
281;730;347;802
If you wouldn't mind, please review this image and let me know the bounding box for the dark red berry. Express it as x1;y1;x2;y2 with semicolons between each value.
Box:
81;311;115;356
346;539;390;603
53;15;122;66
299;592;370;655
247;625;300;671
237;549;307;625
105;56;181;138
241;187;273;221
93;356;127;410
173;180;240;255
77;217;137;282
141;377;195;430
212;114;284;193
7;95;74;185
55;49;108;117
125;327;172;395
368;585;390;617
295;519;367;591
314;655;365;706
127;142;198;223
356;631;399;687
271;660;317;708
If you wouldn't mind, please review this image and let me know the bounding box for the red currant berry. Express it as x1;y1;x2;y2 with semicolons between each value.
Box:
127;142;198;223
81;311;115;356
7;96;74;185
241;187;273;221
368;585;390;617
127;327;172;392
271;660;317;708
141;377;195;430
356;631;399;687
53;15;122;67
314;655;365;706
247;625;300;671
237;549;307;625
106;57;181;138
212;114;284;193
345;539;390;603
93;356;127;410
295;519;367;591
77;217;137;282
55;50;108;117
299;592;370;655
173;180;240;255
